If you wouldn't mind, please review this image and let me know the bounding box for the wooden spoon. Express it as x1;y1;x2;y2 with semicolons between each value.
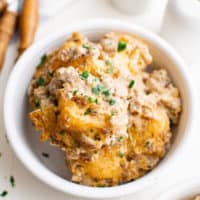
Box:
17;0;39;58
0;0;7;13
0;0;18;71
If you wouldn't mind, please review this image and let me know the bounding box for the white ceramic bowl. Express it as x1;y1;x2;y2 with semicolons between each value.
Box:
3;19;194;199
156;179;200;199
111;0;168;16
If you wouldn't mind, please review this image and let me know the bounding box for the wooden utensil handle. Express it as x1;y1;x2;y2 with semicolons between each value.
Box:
18;0;39;57
0;0;7;13
0;10;17;71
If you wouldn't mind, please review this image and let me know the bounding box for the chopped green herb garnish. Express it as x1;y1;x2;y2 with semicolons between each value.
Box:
35;98;41;108
72;89;78;96
144;140;151;148
36;76;45;86
105;59;114;74
128;80;135;88
88;96;97;103
109;99;116;106
0;152;2;157
94;99;98;104
92;85;104;95
102;90;110;97
118;136;124;142
80;71;89;80
48;71;53;77
10;176;15;187
96;184;105;187
59;130;65;135
111;110;116;116
117;151;124;158
0;191;8;197
118;41;127;52
37;54;47;68
105;60;112;66
82;44;93;50
84;108;92;115
42;152;49;158
107;67;114;74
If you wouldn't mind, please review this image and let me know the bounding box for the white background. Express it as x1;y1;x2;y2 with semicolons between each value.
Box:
0;0;200;199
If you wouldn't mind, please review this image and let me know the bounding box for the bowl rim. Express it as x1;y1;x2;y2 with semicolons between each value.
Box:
3;19;194;199
156;178;200;199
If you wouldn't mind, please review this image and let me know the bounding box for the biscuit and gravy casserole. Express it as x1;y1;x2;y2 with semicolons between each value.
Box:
28;32;182;186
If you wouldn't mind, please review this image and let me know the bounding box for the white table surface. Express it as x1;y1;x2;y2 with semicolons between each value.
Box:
0;1;200;199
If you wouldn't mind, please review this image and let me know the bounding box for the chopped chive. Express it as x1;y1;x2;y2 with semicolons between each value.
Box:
80;71;89;80
0;152;2;157
94;98;98;104
111;110;116;116
10;176;15;187
117;151;124;158
128;80;135;88
109;99;116;106
36;76;45;86
0;191;8;197
82;44;93;50
96;184;105;187
72;89;78;96
88;96;97;103
92;85;104;95
37;54;47;68
59;130;65;135
105;59;114;74
107;67;114;74
84;108;92;115
105;60;112;66
42;152;49;158
117;41;127;52
35;98;41;108
118;136;124;142
144;141;151;148
102;90;110;97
